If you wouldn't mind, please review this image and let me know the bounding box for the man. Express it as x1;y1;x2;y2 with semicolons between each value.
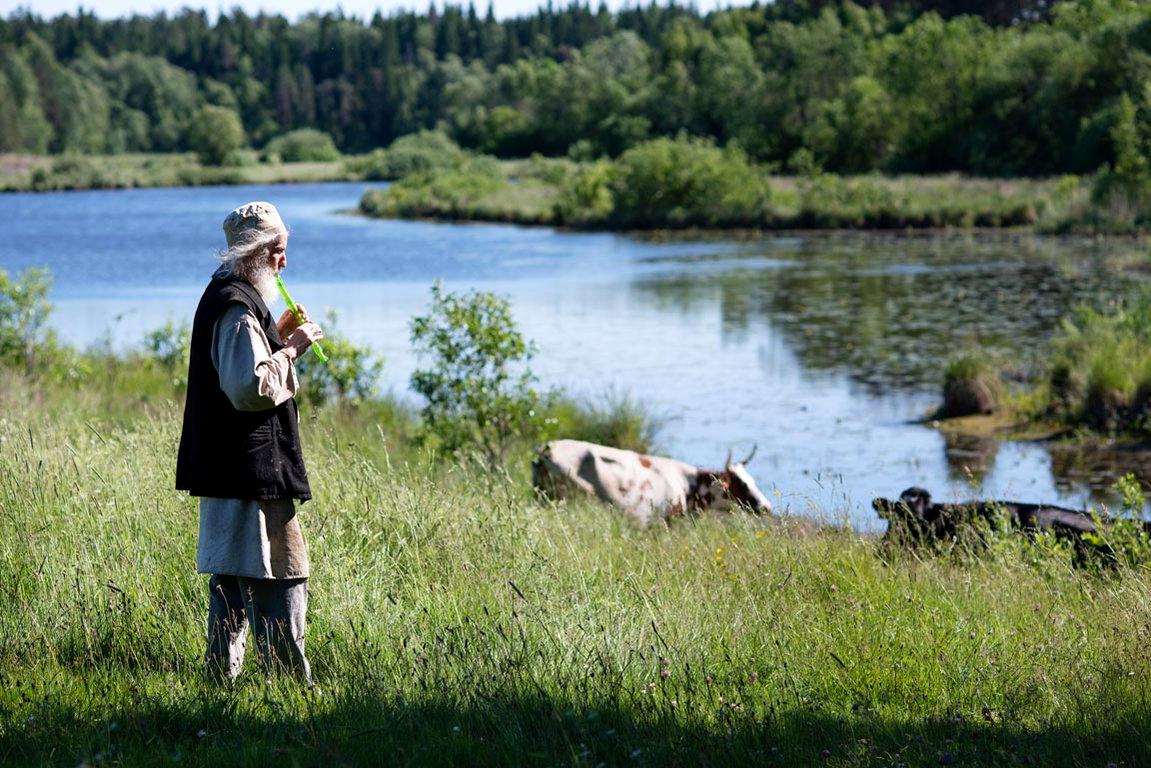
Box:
176;201;324;683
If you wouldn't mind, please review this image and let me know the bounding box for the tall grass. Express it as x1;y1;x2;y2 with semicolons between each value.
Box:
2;363;1151;766
1030;291;1151;434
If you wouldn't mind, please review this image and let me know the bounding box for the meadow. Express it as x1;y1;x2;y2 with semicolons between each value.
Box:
2;356;1150;768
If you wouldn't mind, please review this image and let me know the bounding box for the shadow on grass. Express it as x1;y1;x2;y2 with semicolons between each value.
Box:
2;685;1147;767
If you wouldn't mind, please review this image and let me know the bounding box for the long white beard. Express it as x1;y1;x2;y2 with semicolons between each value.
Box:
248;264;281;307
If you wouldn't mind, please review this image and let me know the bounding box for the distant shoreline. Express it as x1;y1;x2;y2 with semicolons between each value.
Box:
0;153;355;194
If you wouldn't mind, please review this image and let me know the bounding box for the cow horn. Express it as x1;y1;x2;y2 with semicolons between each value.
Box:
741;444;757;465
724;449;733;470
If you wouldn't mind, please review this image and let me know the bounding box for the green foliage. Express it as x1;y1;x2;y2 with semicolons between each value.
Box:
0;45;51;153
544;391;661;454
360;155;507;219
608;137;771;228
0;266;53;375
410;282;544;467
347;131;467;181
554;160;617;225
4;0;1151;198
938;351;1002;418
1090;93;1151;228
141;321;191;390
186;105;246;166
262;128;341;163
1037;289;1151;434
295;311;385;409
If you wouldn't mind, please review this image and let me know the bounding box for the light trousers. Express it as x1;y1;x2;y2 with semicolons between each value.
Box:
206;573;311;684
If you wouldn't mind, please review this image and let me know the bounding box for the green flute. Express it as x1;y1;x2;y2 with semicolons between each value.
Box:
275;273;329;364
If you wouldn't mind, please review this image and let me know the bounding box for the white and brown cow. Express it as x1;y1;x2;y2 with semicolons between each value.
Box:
532;439;772;526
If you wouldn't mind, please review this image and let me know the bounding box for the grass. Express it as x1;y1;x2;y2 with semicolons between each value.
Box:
0;152;355;192
2;360;1151;766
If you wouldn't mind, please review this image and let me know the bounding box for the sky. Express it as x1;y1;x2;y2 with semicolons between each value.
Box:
0;0;747;22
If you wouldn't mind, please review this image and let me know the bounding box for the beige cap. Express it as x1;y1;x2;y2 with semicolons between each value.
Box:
222;201;287;247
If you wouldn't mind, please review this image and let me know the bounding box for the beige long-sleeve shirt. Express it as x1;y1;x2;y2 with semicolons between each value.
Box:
196;303;310;580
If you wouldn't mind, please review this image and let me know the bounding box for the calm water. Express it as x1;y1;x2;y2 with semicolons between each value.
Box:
2;182;1145;528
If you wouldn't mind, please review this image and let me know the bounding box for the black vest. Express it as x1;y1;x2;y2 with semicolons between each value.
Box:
175;272;312;501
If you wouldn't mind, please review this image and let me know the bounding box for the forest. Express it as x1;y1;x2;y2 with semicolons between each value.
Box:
2;0;1148;177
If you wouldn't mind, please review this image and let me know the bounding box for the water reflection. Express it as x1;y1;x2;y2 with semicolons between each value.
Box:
632;235;1140;393
942;431;1000;483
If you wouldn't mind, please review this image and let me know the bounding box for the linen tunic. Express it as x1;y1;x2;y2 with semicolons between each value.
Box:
195;302;310;580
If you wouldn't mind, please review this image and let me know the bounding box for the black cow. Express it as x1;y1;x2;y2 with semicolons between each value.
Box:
870;487;1137;564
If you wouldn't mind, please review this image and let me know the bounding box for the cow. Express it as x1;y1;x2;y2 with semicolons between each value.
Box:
871;486;1148;565
532;439;772;526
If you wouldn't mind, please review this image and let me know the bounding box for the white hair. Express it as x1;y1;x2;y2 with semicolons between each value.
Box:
216;230;284;304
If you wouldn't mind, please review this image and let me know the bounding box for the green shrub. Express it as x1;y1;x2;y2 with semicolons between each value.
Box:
1084;353;1132;431
186;105;245;166
360;156;505;219
141;321;191;390
1039;290;1151;432
410;282;544;467
938;352;1002;418
608;136;771;228
262;129;341;163
348;131;466;181
0;266;54;375
295;311;385;409
555;160;616;226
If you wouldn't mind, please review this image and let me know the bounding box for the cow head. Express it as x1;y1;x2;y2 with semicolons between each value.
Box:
694;446;773;514
872;487;934;523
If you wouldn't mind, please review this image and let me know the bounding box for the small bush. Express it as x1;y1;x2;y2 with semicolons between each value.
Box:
141;321;191;390
186;105;246;166
1038;290;1151;433
1084;354;1131;432
295;311;385;409
410;282;544;468
0;267;54;375
360;156;504;219
348;131;466;181
607;136;771;228
262;129;341;163
937;352;1001;418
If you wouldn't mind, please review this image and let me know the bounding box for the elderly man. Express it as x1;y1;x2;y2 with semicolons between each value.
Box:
176;201;324;683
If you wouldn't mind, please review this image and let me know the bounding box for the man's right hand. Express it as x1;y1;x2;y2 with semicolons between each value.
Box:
285;321;324;358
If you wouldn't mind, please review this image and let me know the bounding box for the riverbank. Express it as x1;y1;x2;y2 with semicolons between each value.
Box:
1;147;1121;236
354;138;1137;234
0;152;356;192
2;361;1151;767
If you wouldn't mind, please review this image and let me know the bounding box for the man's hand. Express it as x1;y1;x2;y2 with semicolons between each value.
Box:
285;321;324;359
277;304;309;339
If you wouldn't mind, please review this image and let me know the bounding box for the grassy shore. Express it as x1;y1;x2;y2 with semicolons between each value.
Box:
356;138;1118;233
0;152;355;192
2;361;1151;767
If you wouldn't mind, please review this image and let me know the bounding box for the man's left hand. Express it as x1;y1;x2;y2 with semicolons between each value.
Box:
277;304;309;338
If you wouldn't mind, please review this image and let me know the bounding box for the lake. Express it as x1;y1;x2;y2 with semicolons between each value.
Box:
2;181;1145;529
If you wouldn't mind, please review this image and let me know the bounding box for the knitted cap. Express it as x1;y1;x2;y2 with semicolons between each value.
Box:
222;201;287;247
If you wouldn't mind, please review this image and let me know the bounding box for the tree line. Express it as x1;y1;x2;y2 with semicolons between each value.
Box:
1;0;1147;177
